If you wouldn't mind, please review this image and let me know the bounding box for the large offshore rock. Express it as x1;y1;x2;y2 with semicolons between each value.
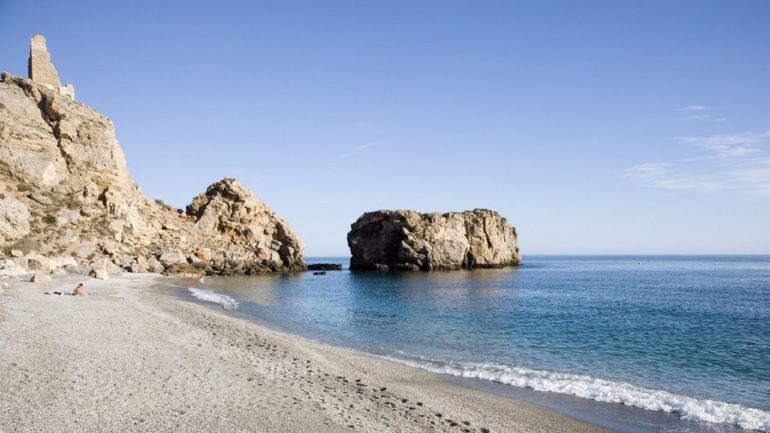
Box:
347;209;520;271
0;72;305;275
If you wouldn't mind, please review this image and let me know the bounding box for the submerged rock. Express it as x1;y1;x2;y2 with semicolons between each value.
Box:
347;209;520;271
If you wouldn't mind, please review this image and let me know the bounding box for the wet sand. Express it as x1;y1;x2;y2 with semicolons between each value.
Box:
0;274;612;432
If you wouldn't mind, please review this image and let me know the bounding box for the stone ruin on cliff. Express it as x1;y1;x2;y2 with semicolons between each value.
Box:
1;35;307;277
28;35;75;99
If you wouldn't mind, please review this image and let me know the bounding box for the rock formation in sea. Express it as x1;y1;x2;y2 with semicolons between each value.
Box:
347;209;521;271
307;263;343;271
0;35;305;277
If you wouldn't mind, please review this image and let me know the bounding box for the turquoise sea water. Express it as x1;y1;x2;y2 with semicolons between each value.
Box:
179;256;770;432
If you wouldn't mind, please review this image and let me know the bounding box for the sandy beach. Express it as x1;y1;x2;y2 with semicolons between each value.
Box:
0;275;611;433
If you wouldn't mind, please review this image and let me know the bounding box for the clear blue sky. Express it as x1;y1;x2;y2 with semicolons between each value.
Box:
2;0;769;256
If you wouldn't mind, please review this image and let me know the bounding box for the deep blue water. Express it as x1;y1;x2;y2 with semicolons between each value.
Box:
179;256;770;432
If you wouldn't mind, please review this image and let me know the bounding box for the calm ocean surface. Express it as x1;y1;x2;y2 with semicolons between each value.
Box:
178;256;770;432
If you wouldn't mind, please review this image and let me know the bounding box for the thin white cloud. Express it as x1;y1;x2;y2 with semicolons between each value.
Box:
628;130;770;196
338;142;379;159
725;159;770;196
627;162;727;192
678;105;726;123
681;105;710;111
676;131;770;160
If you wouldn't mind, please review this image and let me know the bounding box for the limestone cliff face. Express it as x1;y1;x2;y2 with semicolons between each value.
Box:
0;73;305;276
186;178;305;274
347;209;521;271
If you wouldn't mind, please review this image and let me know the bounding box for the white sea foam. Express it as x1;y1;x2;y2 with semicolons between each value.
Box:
188;288;238;311
389;358;770;432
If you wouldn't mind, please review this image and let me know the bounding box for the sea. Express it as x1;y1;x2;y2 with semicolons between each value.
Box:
177;256;770;433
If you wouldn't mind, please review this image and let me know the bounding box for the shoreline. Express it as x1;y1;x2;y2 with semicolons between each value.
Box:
0;274;611;432
181;274;768;433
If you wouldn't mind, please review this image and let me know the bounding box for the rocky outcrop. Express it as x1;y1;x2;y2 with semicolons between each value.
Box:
0;70;305;276
347;209;520;271
185;178;305;274
0;195;31;242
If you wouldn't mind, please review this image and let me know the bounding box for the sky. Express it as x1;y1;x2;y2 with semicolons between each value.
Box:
1;0;769;256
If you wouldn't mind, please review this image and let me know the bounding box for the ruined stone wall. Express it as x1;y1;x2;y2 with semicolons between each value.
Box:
28;35;61;90
27;35;75;99
59;83;76;99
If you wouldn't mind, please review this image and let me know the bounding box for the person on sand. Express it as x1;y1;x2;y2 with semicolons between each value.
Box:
72;283;87;296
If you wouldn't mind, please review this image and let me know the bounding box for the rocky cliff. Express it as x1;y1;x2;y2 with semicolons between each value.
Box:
347;209;520;271
0;73;305;277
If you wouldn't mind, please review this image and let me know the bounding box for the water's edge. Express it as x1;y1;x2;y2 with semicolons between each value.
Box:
179;283;769;433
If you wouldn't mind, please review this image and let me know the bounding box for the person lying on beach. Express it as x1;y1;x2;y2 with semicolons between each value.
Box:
72;283;87;296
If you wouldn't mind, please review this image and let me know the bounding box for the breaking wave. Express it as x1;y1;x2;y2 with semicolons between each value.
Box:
390;358;770;432
188;288;239;311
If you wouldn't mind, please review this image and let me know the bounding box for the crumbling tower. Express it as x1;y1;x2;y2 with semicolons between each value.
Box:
28;34;75;99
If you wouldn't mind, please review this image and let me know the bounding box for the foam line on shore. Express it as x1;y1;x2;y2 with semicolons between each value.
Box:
188;288;238;311
387;358;770;432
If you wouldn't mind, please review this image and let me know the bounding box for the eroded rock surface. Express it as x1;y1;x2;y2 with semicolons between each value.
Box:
347;209;520;271
0;73;305;276
0;196;31;242
186;178;305;274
